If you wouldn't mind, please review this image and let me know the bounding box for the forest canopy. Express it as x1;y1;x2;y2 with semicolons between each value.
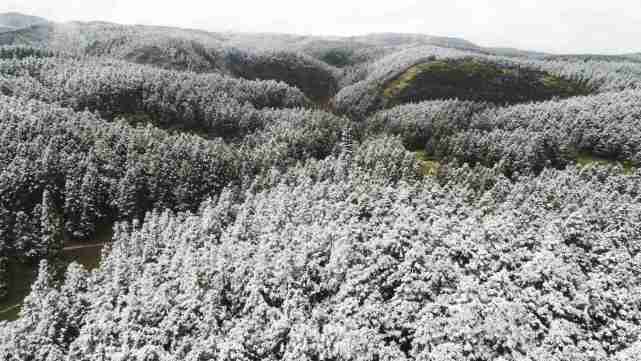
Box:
0;13;640;361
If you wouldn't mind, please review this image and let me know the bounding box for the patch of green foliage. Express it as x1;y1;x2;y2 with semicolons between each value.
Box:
114;112;213;139
414;150;440;176
0;225;112;322
0;261;37;321
318;48;354;68
384;58;592;106
0;248;105;321
576;152;635;174
541;74;591;96
114;111;157;125
383;64;423;99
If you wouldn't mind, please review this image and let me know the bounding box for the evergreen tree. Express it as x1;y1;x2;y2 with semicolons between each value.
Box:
7;260;67;360
57;263;90;347
78;159;102;239
0;206;12;255
115;158;148;221
340;125;353;168
63;164;84;240
40;189;63;260
20;260;53;321
13;210;40;259
0;238;7;301
36;139;64;195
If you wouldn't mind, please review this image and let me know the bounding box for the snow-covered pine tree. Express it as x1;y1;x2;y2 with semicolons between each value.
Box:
63;162;85;239
36;139;63;194
40;189;63;260
4;259;67;360
0;238;7;301
13;210;40;259
20;260;53;322
78;158;102;239
0;206;11;255
115;157;148;221
56;262;90;347
339;125;354;176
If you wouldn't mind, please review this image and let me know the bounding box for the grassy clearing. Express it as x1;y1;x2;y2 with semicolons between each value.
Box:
383;59;591;106
0;261;38;321
0;224;113;322
318;48;354;68
414;150;441;176
576;153;635;174
383;64;424;99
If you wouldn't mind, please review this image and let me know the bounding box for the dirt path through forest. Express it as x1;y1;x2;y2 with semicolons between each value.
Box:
1;237;111;321
0;304;20;316
63;243;107;251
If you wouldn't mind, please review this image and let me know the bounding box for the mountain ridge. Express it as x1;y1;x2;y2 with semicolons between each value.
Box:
3;12;639;57
0;12;48;29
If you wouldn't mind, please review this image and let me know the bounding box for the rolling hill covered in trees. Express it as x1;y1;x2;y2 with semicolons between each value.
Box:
0;13;48;32
0;12;640;361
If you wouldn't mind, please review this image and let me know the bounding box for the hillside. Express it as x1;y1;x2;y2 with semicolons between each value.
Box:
545;53;641;63
0;16;513;102
0;12;640;361
348;33;483;50
0;12;48;29
483;46;548;58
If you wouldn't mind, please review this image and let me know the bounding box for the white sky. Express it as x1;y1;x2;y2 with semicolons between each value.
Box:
3;0;640;54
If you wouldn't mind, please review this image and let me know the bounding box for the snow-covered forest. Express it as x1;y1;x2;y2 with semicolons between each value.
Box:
0;12;640;361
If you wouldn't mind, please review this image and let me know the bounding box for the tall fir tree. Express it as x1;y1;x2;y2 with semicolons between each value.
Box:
40;189;63;260
13;210;40;259
340;125;353;170
63;162;85;239
0;206;12;254
20;260;53;321
78;159;102;239
115;158;148;221
0;238;7;301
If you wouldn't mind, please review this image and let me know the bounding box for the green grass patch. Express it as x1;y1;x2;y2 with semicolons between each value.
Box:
318;48;354;68
383;65;424;99
0;261;38;321
113;111;215;139
576;153;635;174
0;247;106;322
383;58;591;107
415;150;441;177
0;224;113;322
114;111;158;126
540;74;589;95
61;244;104;273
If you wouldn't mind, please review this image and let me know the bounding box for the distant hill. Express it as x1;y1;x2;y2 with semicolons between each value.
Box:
349;33;483;52
0;23;54;47
0;20;342;100
0;12;48;29
0;17;486;62
484;47;548;58
620;53;641;62
2;13;638;103
544;53;641;63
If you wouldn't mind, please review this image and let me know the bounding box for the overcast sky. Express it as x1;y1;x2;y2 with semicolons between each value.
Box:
3;0;640;54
